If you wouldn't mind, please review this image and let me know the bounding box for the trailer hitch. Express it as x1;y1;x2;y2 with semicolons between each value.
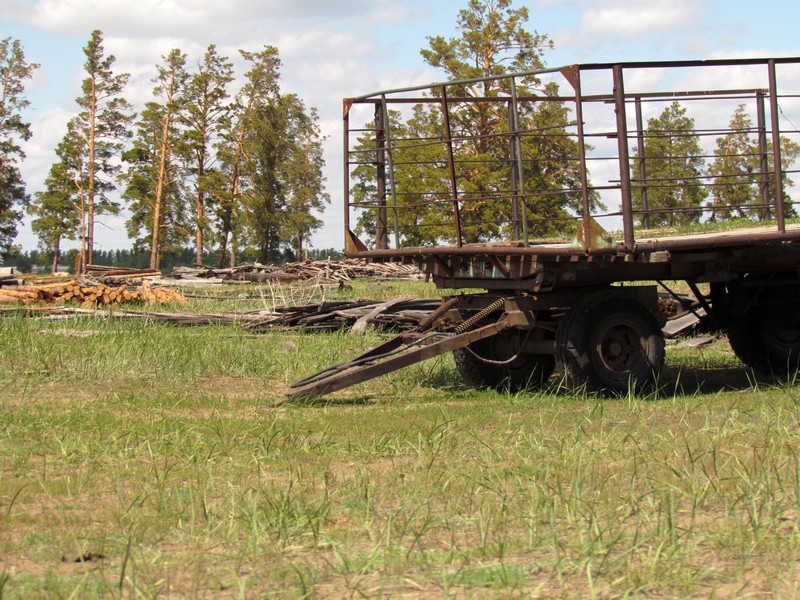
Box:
281;297;515;403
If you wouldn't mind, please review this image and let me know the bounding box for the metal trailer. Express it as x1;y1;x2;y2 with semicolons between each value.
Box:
287;57;800;401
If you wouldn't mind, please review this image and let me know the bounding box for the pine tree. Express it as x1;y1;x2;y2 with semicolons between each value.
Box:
148;49;188;269
75;30;134;270
420;0;555;243
353;0;595;246
123;50;190;269
708;105;759;220
0;37;39;257
631;101;706;227
241;94;328;263
215;46;281;267
183;45;233;266
280;102;329;260
28;122;84;273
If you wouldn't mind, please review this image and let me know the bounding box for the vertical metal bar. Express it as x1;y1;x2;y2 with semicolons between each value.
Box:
343;100;350;238
510;78;529;247
374;102;389;249
756;92;770;220
572;69;592;248
440;86;463;247
613;64;635;252
768;60;785;232
508;102;520;241
634;97;649;229
381;95;401;249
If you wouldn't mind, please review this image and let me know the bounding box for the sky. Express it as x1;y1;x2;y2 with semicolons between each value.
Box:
2;0;800;255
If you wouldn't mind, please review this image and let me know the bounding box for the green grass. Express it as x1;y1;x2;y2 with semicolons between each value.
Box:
2;286;800;597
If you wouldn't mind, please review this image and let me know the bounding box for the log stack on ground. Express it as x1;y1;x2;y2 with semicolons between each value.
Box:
0;279;186;307
84;265;162;285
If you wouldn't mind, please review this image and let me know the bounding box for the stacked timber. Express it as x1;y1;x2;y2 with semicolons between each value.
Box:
84;265;162;285
0;280;185;307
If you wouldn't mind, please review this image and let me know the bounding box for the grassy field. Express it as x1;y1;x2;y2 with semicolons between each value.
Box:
2;280;800;598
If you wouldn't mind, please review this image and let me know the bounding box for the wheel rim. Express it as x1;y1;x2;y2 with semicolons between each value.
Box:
593;316;650;376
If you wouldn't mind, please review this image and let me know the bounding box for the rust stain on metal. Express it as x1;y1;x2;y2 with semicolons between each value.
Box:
559;64;581;92
343;98;354;118
572;217;614;251
345;230;368;256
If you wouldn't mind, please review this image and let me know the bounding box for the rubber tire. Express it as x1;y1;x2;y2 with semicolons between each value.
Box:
556;291;665;394
453;330;555;392
727;293;800;373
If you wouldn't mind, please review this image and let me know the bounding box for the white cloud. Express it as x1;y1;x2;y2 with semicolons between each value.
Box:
24;0;387;36
577;0;700;38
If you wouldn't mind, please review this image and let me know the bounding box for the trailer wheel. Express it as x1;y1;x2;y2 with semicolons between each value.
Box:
453;330;555;391
556;291;664;394
727;295;800;373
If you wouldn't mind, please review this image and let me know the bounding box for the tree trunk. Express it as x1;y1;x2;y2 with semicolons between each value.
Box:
217;121;246;269
86;77;97;272
150;106;172;271
216;227;228;269
194;139;207;266
195;187;205;265
78;193;87;275
50;235;61;275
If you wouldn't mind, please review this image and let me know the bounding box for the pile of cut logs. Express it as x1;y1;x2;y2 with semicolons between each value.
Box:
0;280;185;307
83;265;162;285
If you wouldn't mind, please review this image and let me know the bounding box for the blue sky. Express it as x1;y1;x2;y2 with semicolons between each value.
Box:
2;0;799;253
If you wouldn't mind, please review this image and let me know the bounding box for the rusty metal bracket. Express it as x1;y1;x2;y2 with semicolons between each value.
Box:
345;230;369;256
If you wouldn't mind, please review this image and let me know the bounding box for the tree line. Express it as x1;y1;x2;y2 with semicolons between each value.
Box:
1;32;329;273
4;246;343;274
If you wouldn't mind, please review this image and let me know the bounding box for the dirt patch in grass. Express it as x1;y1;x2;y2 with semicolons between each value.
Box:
0;375;285;408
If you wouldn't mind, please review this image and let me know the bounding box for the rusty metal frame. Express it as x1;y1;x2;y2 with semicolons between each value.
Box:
343;57;800;291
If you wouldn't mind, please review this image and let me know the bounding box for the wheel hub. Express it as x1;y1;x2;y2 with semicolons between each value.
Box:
597;322;645;373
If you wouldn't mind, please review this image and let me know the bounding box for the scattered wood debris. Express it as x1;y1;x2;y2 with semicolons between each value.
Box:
663;307;707;338
673;333;715;349
243;298;442;333
166;258;423;285
0;279;186;307
0;297;440;332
